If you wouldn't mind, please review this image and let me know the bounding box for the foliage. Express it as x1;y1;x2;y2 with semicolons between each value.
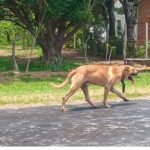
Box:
114;7;124;15
49;56;64;71
119;0;137;57
0;21;32;46
0;0;141;60
108;38;123;58
0;21;14;42
136;45;145;58
136;41;150;58
0;0;100;60
0;54;84;72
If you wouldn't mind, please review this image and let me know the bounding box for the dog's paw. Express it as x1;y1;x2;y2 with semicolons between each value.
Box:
104;104;111;108
61;108;68;112
124;99;130;102
93;106;99;109
103;102;111;108
92;105;99;109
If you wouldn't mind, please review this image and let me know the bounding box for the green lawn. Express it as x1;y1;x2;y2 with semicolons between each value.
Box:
0;46;150;106
0;71;149;106
0;55;85;72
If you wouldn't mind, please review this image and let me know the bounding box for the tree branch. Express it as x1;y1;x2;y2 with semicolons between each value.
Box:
64;23;83;42
2;2;35;34
2;18;28;30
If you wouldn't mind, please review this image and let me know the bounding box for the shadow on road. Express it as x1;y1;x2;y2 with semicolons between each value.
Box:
111;102;136;108
71;101;136;112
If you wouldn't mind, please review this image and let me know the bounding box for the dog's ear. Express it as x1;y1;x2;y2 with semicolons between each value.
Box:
124;65;131;72
122;65;132;79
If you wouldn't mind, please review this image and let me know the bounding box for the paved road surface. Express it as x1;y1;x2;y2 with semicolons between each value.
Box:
0;100;150;146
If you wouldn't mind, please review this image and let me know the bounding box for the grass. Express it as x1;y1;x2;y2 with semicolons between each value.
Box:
0;71;149;106
0;45;150;107
0;55;85;72
0;43;85;72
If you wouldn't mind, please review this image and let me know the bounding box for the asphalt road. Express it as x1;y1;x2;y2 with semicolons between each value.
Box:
0;99;150;146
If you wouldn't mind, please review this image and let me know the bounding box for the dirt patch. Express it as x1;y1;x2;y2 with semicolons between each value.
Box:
0;49;11;56
15;71;67;78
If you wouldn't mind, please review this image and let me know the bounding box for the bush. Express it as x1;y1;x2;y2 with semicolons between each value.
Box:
108;38;123;58
136;45;145;58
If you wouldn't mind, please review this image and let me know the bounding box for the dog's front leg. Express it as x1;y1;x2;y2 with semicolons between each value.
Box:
110;87;129;101
81;84;97;108
103;86;112;108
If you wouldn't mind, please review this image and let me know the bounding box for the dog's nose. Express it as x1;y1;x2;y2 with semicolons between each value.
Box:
133;70;138;75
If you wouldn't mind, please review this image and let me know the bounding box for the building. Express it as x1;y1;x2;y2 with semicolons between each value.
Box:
137;0;150;45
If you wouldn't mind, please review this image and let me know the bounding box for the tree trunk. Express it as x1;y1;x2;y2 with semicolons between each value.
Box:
37;36;63;61
6;32;11;43
105;0;116;39
25;36;35;72
127;24;136;57
12;34;19;72
121;0;137;57
26;35;30;46
22;31;26;49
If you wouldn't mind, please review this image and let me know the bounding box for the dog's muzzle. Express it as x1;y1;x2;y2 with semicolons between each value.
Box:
132;70;138;76
128;75;133;81
128;70;138;83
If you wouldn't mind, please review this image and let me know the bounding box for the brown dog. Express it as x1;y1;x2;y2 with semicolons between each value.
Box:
51;64;138;112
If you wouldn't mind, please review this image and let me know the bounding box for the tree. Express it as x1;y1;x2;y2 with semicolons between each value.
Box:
119;0;137;57
105;0;116;39
81;0;108;58
12;33;19;72
0;21;15;43
0;0;98;61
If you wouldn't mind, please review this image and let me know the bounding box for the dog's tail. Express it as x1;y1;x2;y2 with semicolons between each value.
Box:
50;70;76;88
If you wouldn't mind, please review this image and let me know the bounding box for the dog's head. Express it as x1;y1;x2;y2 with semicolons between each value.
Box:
122;65;138;83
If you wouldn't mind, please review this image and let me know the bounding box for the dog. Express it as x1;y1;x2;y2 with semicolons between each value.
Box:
51;64;138;112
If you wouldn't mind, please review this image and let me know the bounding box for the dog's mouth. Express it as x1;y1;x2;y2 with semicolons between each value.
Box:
128;72;138;83
131;71;138;76
128;75;134;83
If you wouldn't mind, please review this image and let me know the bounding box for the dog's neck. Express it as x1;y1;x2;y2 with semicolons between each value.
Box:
120;65;128;80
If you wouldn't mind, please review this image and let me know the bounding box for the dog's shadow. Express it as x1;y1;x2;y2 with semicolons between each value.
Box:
71;102;136;112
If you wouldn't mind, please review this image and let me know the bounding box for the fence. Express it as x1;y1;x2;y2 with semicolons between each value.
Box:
123;22;150;63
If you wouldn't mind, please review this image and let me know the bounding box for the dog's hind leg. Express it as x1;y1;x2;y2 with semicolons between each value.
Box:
81;83;97;108
62;86;79;112
110;87;129;101
61;74;83;112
